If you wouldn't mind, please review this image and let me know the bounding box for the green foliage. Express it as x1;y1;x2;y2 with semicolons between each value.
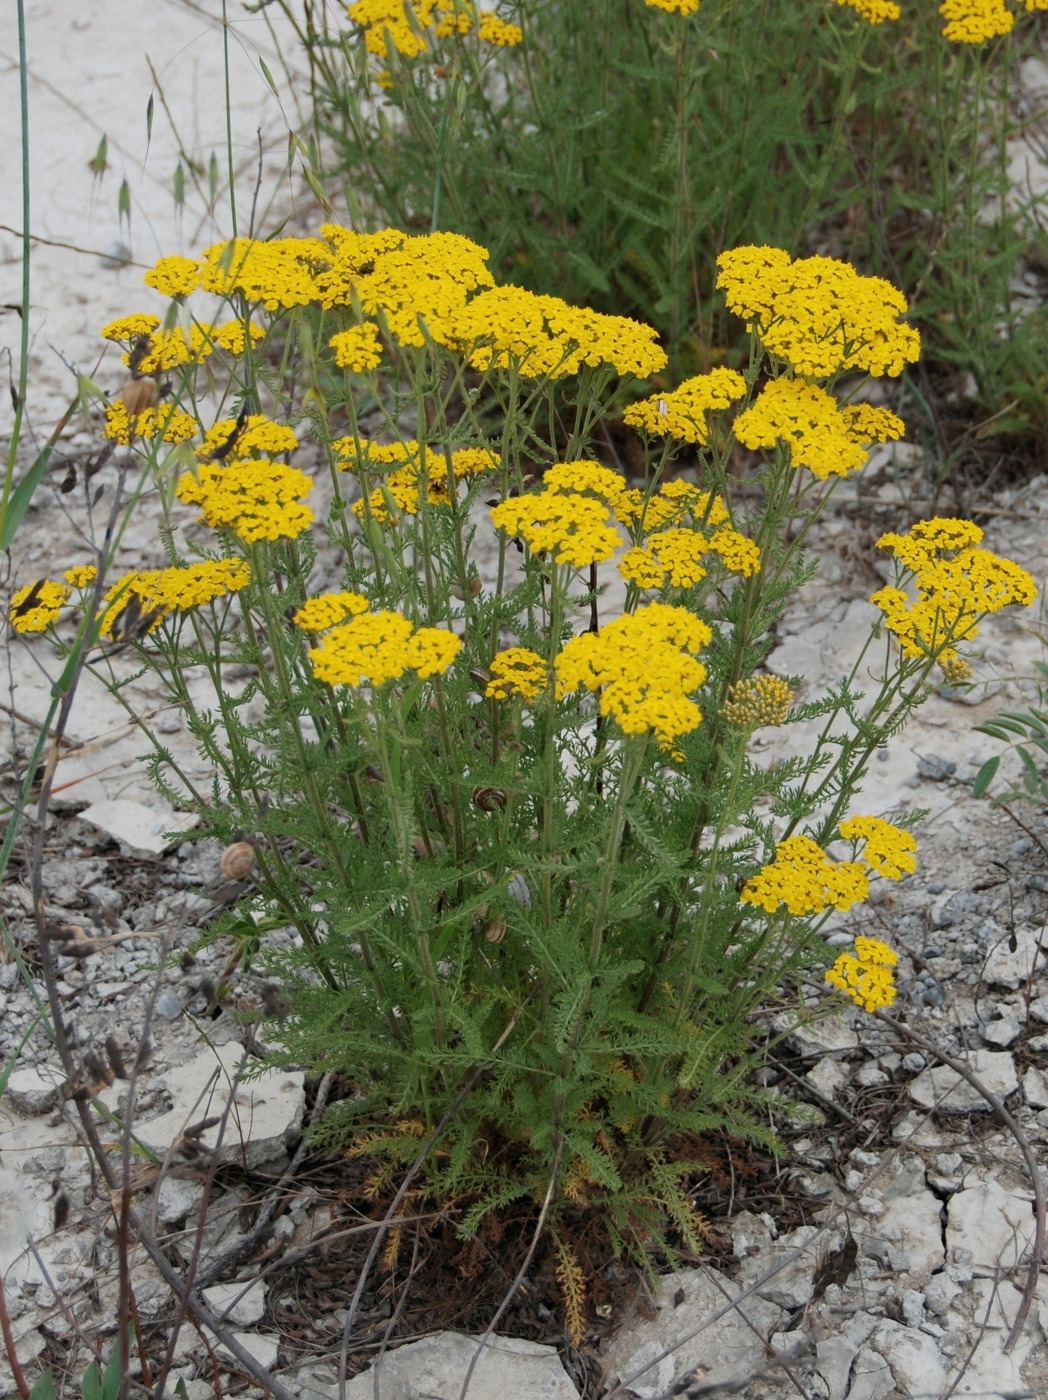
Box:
975;658;1048;805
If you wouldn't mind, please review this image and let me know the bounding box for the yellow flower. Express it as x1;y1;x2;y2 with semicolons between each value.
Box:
101;313;161;343
198;415;299;461
735;380;904;479
308;609;461;686
839;816;917;879
9;579;70;634
97;558;250;639
198;237;322;311
644;0;701;12
476;11;523;44
491;490;622;567
826;937;897;1013
486;647;548;702
835;0;901;20
940;0;1013;42
208;320;266;356
64;565;99;589
144;255;201;298
740;835;870;916
721;674;794;728
619;524;758;589
176;460;314;543
716;246;920;380
624;368;747;445
555;604;712;750
293;592;371;631
103;403;198;446
121;325;213;375
872;517;1036;670
330;322;383;372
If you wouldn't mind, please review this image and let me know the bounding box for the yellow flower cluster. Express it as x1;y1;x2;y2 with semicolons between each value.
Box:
836;0;901;20
485;647;548;702
624;368;747;445
330;322;384;372
734;380;905;479
208;320;266;356
145;255;201;298
197;238;323;311
555;604;713;751
871;517;1036;670
65;565;99;589
447;285;667;379
176;460;314;543
619;523;760;589
293;592;371;631
103;403;198;446
721;674;794;729
308;608;461;686
491;489;622;568
716;246;920;380
198;415;299;461
8;579;71;634
98;558;251;639
838;816;917;879
348;0;523;58
740;835;869;916
635;481;730;533
825;937;898;1013
336;438;499;522
644;0;701;12
939;0;1013;41
837;0;1048;44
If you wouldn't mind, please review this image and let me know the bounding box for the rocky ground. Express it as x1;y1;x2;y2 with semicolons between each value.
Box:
2;5;1048;1400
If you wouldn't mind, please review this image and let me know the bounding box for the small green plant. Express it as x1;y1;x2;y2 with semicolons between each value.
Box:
10;226;1037;1295
974;654;1048;806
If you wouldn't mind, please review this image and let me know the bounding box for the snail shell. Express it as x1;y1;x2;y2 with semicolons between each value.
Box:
220;841;255;881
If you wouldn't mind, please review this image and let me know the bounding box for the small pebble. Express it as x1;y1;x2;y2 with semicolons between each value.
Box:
155;990;183;1020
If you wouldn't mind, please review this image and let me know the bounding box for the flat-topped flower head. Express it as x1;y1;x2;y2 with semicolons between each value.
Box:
624;368;747;445
740;834;870;916
716;246;920;380
447;286;666;380
198;415;299;461
619;523;760;590
144;255;201;298
826;937;898;1012
486;648;549;703
293;592;371;632
735;380;905;479
839;816;917;879
330;322;384;372
644;0;701;12
176;460;314;543
339;231;494;347
198;237;322;311
97;558;250;639
9;579;70;634
491;490;622;567
555;603;712;751
872;517;1036;671
940;0;1013;42
308;609;461;687
104;403;198;446
836;0;901;21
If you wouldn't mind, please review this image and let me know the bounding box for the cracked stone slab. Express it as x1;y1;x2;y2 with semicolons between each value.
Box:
602;1265;783;1396
344;1331;580;1399
908;1049;1018;1113
946;1178;1035;1270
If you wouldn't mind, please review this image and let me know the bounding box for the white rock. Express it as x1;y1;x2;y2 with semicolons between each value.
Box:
924;1272;962;1317
736;1225;830;1311
847;1344;896;1400
871;1319;947;1399
908;1050;1018;1113
78;799;198;855
345;1332;579;1399
981;1015;1021;1048
771;1011;858;1054
946;1178;1035;1270
1023;1065;1048;1108
982;926;1047;987
131;1041;305;1169
216;1330;279;1371
204;1278;267;1327
602;1265;782;1396
1028;995;1048;1024
806;1057;850;1100
5;1066;63;1115
945;1279;1041;1399
862;1157;945;1286
154;1175;204;1226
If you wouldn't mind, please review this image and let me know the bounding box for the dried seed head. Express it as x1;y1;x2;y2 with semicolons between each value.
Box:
220;841;255;881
